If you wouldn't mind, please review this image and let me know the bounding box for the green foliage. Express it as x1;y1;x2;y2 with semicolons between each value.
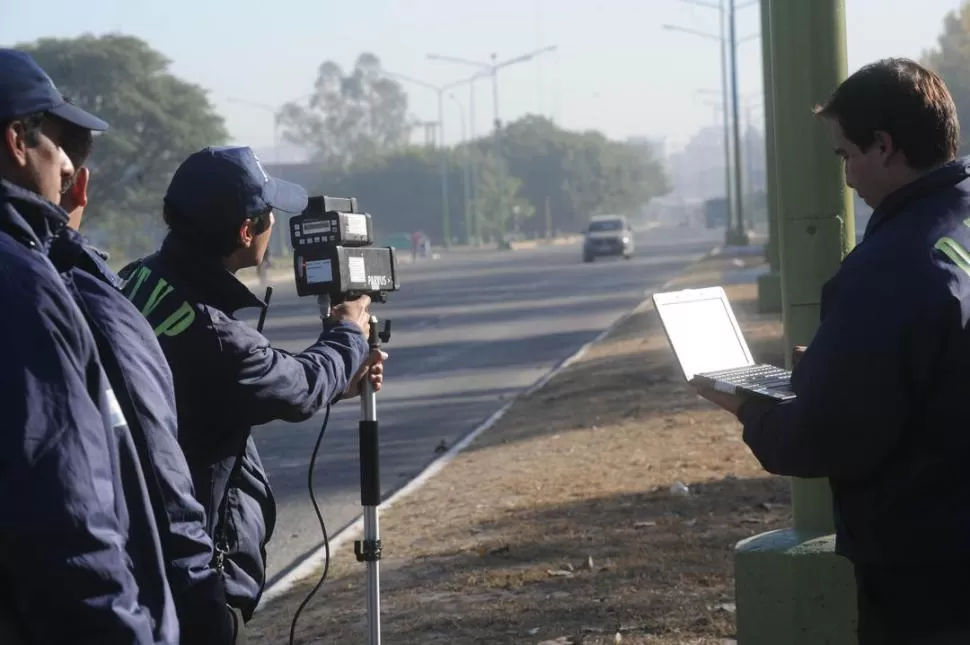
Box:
470;151;534;240
15;33;228;259
276;53;411;168
481;117;668;234
473;116;669;235
277;115;668;245
923;3;970;154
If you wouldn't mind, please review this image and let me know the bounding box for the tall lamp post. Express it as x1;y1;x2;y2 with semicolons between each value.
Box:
449;92;473;245
384;71;483;247
426;47;557;240
664;0;758;245
226;93;313;164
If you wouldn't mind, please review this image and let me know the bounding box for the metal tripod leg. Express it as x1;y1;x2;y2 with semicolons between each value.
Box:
355;314;387;645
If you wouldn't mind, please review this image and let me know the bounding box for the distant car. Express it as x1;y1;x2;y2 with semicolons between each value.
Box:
582;215;634;262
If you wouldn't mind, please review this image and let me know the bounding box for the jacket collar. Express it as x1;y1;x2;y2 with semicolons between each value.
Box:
0;179;69;253
864;157;970;240
48;226;122;288
158;233;265;314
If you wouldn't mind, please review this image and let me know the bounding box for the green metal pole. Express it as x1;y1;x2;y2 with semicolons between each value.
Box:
719;0;737;237
756;0;782;313
727;0;750;246
734;0;857;642
438;91;451;248
776;0;856;542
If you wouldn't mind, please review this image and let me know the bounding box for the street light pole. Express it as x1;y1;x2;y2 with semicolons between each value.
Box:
437;89;449;246
384;71;482;247
664;0;758;245
226;93;316;164
726;0;750;245
450;93;472;246
427;46;557;240
468;80;479;244
226;97;282;163
663;20;735;238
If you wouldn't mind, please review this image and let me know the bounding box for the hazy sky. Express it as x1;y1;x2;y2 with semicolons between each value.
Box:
2;0;964;157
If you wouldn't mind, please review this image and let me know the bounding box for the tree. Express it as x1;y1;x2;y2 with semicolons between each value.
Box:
923;3;970;154
472;151;535;240
17;33;228;259
487;116;669;234
267;116;668;245
277;53;411;168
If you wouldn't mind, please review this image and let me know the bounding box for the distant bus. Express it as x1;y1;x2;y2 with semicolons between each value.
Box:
704;197;729;229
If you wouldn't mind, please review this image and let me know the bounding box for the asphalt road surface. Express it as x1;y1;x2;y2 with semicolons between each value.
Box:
239;225;722;586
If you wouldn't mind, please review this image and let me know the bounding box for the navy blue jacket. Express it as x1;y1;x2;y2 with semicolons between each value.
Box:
48;228;239;645
120;233;369;619
0;180;177;644
741;158;970;564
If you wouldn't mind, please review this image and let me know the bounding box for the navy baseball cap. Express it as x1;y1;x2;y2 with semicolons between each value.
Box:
165;146;308;229
0;49;108;131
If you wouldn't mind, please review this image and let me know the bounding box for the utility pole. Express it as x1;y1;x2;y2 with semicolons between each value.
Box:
384;71;482;248
449;93;473;245
663;0;757;246
726;0;750;246
734;0;857;642
757;0;783;313
427;46;557;240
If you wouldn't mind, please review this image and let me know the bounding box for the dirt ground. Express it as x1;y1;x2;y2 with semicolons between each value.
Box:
249;252;791;645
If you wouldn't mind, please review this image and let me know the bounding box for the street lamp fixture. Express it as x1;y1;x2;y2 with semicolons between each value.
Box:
665;0;758;246
426;46;558;244
383;71;482;247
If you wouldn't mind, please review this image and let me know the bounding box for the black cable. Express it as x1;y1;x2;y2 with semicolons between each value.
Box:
288;402;332;645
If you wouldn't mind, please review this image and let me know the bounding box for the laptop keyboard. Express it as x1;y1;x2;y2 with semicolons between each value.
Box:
706;364;792;389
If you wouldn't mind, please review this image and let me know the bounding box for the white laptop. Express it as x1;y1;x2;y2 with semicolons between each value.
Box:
651;286;794;402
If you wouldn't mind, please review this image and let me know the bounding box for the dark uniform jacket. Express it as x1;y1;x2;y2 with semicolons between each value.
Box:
741;158;970;564
121;233;369;618
49;227;242;645
0;179;177;644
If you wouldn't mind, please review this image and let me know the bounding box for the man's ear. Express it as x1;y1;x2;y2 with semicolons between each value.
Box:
3;121;29;168
64;167;90;230
872;130;897;165
237;218;255;248
71;167;90;209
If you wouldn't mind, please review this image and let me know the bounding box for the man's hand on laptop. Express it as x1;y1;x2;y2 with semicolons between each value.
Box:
792;345;807;368
690;380;743;416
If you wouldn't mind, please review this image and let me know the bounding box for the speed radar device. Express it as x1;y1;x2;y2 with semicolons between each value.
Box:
289;195;400;304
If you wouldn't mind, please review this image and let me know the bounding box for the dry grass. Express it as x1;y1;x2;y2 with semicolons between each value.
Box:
249;253;789;645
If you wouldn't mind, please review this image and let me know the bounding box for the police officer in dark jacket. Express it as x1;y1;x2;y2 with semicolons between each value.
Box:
54;127;246;644
695;58;970;644
121;146;385;621
0;48;177;644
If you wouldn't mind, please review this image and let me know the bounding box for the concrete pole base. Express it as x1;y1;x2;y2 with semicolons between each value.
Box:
726;227;752;247
735;529;857;644
757;271;783;313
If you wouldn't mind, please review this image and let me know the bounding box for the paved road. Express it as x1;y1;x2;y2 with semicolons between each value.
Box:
239;225;722;585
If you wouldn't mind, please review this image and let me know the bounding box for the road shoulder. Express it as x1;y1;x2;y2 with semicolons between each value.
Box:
249;248;788;645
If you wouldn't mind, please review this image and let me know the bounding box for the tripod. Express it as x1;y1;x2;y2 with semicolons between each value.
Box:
314;295;391;645
357;314;390;645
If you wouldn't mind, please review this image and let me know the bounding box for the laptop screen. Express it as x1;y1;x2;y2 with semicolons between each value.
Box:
654;291;752;381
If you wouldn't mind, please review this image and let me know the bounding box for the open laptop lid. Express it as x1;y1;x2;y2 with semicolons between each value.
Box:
651;286;754;381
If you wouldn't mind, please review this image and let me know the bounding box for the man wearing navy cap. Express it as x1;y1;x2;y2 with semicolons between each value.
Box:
121;145;385;621
55;128;247;644
0;48;178;644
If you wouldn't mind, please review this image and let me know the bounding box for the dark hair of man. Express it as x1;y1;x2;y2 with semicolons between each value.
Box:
162;201;272;258
814;58;960;170
60;122;94;195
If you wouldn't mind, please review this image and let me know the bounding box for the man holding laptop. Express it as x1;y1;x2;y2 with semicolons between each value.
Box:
684;59;970;643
